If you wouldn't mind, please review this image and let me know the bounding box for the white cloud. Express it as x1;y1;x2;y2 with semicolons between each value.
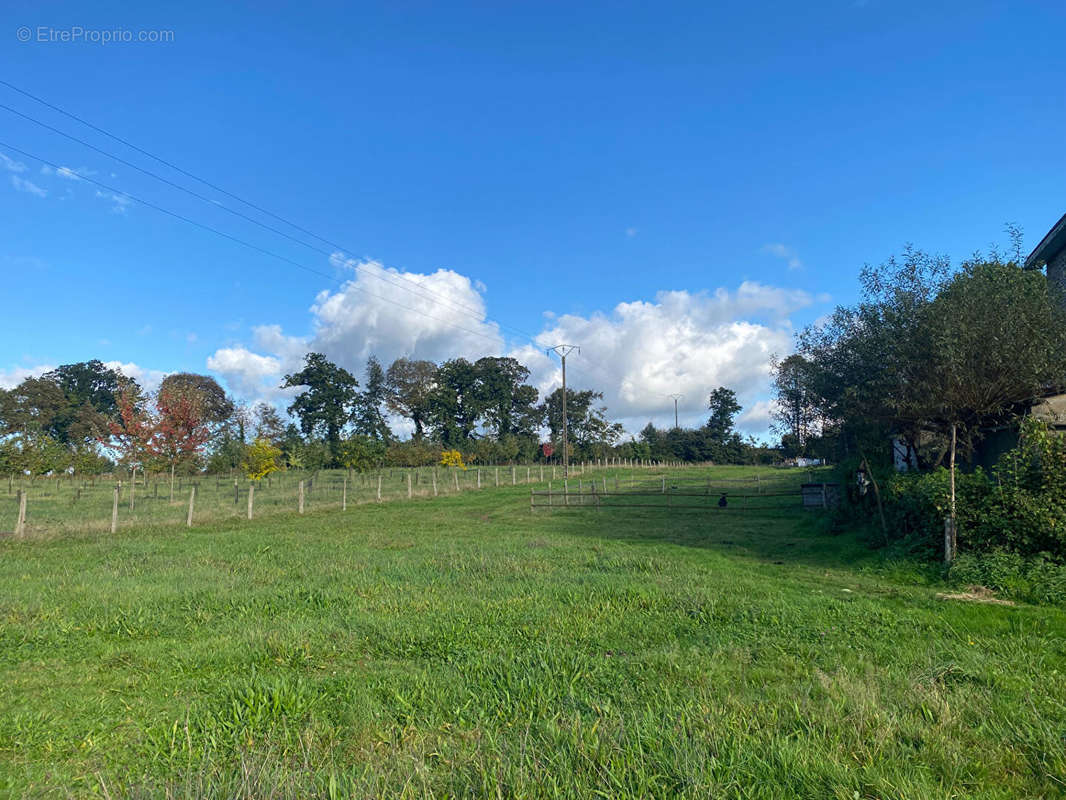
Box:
0;364;55;390
41;165;96;181
208;248;819;440
102;361;169;392
510;283;812;434
206;347;283;399
761;243;803;270
0;152;27;173
11;175;47;197
94;189;130;214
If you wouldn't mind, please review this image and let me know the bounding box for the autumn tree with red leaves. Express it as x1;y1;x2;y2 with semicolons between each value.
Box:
107;385;213;501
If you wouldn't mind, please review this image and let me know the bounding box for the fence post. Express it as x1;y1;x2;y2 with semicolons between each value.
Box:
454;470;460;492
553;465;557;480
248;484;255;520
341;477;347;511
540;465;544;482
512;466;516;486
129;467;136;511
110;486;119;533
530;486;534;514
407;472;413;499
603;477;608;495
661;476;666;494
14;490;26;538
377;475;382;503
234;479;239;506
186;487;196;528
432;470;438;496
821;482;827;509
495;468;499;488
944;517;956;564
548;481;552;507
477;469;481;489
298;481;305;514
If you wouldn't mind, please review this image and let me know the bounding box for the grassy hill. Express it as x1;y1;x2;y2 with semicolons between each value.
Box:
1;466;1063;798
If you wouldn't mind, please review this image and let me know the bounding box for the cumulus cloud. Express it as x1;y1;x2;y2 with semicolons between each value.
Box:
761;243;803;270
206;347;283;398
205;247;821;438
508;282;813;434
0;364;55;389
102;361;169;392
11;175;47;197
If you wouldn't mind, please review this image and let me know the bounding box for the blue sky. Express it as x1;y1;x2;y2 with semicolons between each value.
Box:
1;1;1064;436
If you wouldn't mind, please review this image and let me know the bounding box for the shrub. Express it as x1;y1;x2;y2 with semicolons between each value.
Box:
949;550;1066;606
440;449;465;469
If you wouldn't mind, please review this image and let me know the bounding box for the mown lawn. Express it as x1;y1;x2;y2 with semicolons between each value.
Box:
1;466;1064;798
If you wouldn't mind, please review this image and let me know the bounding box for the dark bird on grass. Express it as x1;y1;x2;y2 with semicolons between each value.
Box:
718;494;727;508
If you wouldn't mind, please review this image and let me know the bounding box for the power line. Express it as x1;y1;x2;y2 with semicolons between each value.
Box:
0;98;542;340
0;139;511;348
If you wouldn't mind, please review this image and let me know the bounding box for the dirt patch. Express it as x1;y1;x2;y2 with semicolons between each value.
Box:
936;585;1015;606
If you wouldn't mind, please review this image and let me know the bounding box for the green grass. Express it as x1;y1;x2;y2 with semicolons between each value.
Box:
1;465;1064;798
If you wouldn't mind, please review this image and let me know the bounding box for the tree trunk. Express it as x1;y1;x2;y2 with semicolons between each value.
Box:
946;422;958;564
859;453;888;543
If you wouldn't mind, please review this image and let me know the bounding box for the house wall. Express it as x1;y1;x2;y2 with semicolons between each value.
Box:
1046;247;1066;299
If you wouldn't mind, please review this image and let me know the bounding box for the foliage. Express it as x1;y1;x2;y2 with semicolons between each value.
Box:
336;435;386;472
883;418;1066;562
281;353;359;464
351;356;392;441
427;358;482;447
385;358;437;440
439;449;465;469
242;438;283;481
949;549;1066;606
540;387;623;459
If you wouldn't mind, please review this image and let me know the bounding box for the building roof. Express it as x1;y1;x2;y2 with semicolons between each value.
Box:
1025;212;1066;269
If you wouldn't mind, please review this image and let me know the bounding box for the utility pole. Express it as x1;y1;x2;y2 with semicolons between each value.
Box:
547;345;580;477
669;394;683;429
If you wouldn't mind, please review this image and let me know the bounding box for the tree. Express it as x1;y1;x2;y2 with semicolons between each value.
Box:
917;258;1066;558
385;358;437;439
351;356;392;441
281;353;359;464
474;357;540;438
159;373;234;427
242;438;282;481
706;387;741;443
770;356;818;456
337;435;386;473
252;402;286;445
540;388;623;459
428;358;483;447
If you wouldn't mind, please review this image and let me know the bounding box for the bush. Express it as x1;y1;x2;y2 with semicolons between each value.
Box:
878;418;1066;569
948;550;1066;606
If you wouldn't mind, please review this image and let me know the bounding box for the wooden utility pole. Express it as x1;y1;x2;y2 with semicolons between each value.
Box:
669;394;683;429
547;345;579;478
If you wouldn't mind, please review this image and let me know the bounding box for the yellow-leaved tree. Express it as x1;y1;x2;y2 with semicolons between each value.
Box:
243;438;283;481
440;449;465;469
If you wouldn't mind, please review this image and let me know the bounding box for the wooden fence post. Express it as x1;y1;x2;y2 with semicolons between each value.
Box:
530;486;534;513
186;487;196;528
298;481;305;514
432;471;438;496
247;484;255;520
14;490;27;538
477;469;481;489
129;467;136;511
512;466;516;486
454;470;460;492
234;479;239;506
407;472;413;499
377;475;382;503
342;476;347;511
564;479;569;506
110;486;119;533
495;468;499;487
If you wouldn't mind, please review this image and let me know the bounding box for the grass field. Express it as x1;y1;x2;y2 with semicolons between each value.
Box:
1;465;1064;798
